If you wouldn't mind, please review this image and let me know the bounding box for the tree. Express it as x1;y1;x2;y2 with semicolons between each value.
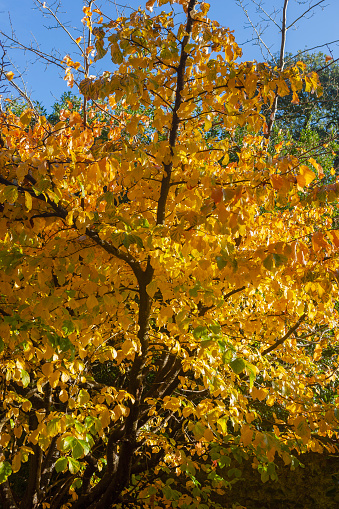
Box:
266;52;339;138
0;1;339;508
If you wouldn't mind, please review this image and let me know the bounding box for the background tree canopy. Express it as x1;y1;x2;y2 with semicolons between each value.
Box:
1;1;339;508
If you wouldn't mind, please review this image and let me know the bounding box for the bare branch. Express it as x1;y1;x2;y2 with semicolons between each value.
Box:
246;0;281;29
236;0;276;63
0;31;66;71
285;39;339;65
35;0;86;58
286;0;327;30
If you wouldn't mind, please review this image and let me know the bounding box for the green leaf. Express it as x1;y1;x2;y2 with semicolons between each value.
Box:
230;358;246;375
193;326;208;340
263;253;288;272
0;461;12;484
68;457;80;474
260;468;270;483
216;255;227;270
1;185;18;204
200;339;214;349
62;320;75;336
84;416;101;434
218;455;231;468
189;286;198;297
181;462;196;476
78;439;91;456
228;467;242;478
245;362;257;388
123;234;143;248
55;457;68;473
94;39;107;61
210;323;221;335
47;418;60;436
21;369;30;388
110;43;123;64
72;440;85;460
60;436;76;452
263;254;274;271
222;349;233;364
0;250;25;271
273;253;288;267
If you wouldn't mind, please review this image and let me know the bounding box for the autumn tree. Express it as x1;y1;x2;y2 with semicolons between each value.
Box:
1;1;339;508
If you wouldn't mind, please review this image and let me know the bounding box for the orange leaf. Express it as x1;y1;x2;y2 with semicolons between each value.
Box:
308;157;324;179
146;0;156;12
291;92;299;104
312;231;328;252
327;230;339;248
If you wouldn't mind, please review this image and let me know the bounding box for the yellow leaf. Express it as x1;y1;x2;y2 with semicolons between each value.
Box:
78;389;90;405
313;343;322;361
20;110;32;126
59;390;68;403
12;452;22;473
204;118;212;131
14;425;23;439
6;71;14;81
99;409;110;428
49;370;60;388
240;424;253;446
273;425;280;437
0;433;11;447
266;394;275;406
296;165;316;189
68;398;76;410
182;406;192;418
251;387;268;401
201;3;210;16
86;294;98;310
42;363;53;377
24;192;32;211
217;418;228;434
146;280;157;298
22;400;32;412
203;428;214;442
66;210;74;226
121;339;134;356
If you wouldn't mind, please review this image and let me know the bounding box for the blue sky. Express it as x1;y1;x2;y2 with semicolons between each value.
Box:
1;0;339;112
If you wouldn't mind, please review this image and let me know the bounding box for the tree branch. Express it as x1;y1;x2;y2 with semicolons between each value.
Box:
156;0;198;225
265;0;288;139
262;313;307;356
